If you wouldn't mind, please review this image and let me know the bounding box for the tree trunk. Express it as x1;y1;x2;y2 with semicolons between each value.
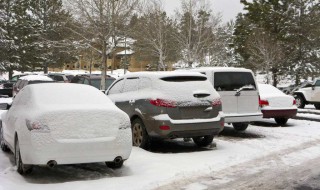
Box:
8;69;13;80
100;40;107;91
272;69;278;87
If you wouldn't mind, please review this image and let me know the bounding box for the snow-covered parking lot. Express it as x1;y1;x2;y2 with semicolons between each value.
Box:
1;117;320;190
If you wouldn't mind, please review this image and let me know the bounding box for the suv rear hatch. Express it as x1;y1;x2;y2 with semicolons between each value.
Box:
214;72;259;115
154;75;221;120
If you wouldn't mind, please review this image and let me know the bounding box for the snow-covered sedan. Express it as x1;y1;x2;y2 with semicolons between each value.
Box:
258;84;297;125
0;83;132;174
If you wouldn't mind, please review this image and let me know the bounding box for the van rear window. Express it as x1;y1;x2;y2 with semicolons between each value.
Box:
161;76;207;82
214;72;256;91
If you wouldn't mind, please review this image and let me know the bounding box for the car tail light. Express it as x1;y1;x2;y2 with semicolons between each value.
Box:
26;120;50;132
159;125;170;130
259;97;269;107
212;98;222;106
293;99;296;105
150;99;176;108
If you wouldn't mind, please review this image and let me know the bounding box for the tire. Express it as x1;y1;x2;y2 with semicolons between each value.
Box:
131;118;150;149
232;123;249;131
15;137;32;175
0;124;9;152
106;160;124;169
295;95;305;109
275;118;289;125
314;104;320;110
192;135;214;147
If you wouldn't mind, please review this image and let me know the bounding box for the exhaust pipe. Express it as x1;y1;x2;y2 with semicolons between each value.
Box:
114;156;123;164
47;160;57;168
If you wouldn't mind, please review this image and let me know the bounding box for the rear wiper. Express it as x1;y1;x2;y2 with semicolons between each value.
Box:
235;85;255;96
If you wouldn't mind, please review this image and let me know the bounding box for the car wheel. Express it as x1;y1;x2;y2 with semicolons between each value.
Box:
314;104;320;110
192;135;214;147
295;95;305;109
275;118;289;125
15;137;32;175
131;118;150;149
232;123;249;131
0;124;9;152
106;160;124;169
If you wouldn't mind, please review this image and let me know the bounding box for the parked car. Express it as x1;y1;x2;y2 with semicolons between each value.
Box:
184;67;262;131
293;78;320;109
47;73;69;83
258;84;297;125
0;74;34;97
71;74;116;92
12;75;54;97
106;72;224;149
0;83;132;174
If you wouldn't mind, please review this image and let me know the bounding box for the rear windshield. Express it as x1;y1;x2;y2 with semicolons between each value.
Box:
91;78;116;90
214;72;256;91
161;76;207;82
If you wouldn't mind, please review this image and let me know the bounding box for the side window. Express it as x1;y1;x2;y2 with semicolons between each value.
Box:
54;76;64;81
315;80;320;87
139;77;152;90
77;77;84;84
123;78;140;93
108;79;124;95
83;79;90;85
11;76;18;82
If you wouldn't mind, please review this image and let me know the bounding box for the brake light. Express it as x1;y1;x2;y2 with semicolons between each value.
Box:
26;120;50;132
293;99;296;105
259;98;269;107
150;99;176;108
212;98;222;106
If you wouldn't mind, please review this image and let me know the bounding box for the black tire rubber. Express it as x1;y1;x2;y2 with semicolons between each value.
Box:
192;135;214;147
275;118;289;125
0;124;9;152
295;95;305;109
314;104;320;110
15;137;32;175
131;118;150;149
232;123;249;131
106;160;124;169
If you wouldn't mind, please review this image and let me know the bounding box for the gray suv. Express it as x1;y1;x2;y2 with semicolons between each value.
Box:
106;72;224;149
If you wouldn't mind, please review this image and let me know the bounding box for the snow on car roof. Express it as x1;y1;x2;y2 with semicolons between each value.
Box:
19;75;53;81
121;71;206;79
186;67;253;73
25;83;113;106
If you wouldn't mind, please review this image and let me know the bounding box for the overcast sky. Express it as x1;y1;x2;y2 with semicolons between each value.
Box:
162;0;244;23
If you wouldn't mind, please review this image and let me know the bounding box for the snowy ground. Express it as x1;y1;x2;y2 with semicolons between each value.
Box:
1;118;320;190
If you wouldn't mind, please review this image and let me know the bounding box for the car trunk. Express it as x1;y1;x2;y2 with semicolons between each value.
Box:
38;108;119;141
266;96;294;107
155;76;220;120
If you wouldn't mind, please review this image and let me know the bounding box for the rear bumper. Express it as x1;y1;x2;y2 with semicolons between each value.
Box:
224;112;263;123
147;112;224;138
20;129;132;165
262;109;297;118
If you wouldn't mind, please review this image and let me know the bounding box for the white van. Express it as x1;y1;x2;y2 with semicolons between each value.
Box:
187;67;262;131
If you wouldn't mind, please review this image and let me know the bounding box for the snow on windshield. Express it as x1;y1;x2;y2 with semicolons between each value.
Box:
20;75;53;81
27;83;113;106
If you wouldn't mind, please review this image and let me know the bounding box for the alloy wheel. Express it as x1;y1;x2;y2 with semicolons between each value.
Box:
132;123;143;146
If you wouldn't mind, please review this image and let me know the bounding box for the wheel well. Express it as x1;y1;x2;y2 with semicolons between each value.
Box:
294;92;306;101
130;115;141;123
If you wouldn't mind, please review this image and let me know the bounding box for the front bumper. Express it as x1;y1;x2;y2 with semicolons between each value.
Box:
146;112;224;138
